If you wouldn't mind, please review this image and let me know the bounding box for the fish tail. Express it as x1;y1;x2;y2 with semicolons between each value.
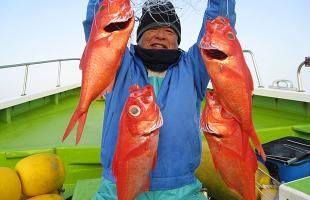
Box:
62;106;88;144
62;109;81;142
250;129;266;161
76;112;88;144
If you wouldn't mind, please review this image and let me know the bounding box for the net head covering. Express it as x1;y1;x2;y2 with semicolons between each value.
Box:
136;0;181;44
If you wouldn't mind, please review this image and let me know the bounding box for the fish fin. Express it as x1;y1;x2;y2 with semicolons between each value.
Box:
62;107;88;144
102;77;116;94
250;129;266;161
79;47;87;70
62;109;81;142
96;93;104;100
142;178;150;192
127;142;149;158
244;65;254;91
75;112;88;144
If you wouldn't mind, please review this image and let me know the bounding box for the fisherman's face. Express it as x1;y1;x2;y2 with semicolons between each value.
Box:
138;26;178;49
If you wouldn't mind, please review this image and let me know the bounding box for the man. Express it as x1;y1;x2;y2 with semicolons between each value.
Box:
83;0;236;199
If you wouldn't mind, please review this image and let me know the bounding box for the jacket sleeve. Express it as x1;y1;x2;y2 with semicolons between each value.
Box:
186;0;236;100
82;0;103;42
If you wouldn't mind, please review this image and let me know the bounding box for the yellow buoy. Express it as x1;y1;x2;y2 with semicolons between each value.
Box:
256;162;271;185
15;153;65;196
26;194;64;200
0;167;22;200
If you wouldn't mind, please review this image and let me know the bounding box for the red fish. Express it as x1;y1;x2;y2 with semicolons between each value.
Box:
199;16;266;160
199;16;267;200
112;84;163;200
201;91;258;200
62;0;135;144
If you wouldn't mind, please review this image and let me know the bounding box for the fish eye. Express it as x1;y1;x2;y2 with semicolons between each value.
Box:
128;105;141;117
227;32;235;40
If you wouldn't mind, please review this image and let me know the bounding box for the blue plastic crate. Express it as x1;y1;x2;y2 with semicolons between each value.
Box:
257;136;310;182
267;157;310;182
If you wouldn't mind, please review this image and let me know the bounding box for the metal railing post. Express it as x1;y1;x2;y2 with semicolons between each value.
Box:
243;50;264;88
0;58;80;97
297;57;310;92
21;64;29;96
56;61;62;87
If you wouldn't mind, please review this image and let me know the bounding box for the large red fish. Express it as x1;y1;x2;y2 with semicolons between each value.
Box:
112;84;163;200
201;91;258;200
199;16;266;160
62;0;135;144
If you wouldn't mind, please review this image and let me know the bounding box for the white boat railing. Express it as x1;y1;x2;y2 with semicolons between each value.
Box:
0;58;80;96
297;57;310;92
243;49;264;88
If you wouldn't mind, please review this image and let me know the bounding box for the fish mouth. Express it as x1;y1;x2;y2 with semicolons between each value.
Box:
141;112;163;136
200;43;228;60
203;124;223;138
147;113;163;134
104;11;134;33
201;120;224;138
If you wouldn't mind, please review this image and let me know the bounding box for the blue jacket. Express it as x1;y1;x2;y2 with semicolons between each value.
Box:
83;0;236;190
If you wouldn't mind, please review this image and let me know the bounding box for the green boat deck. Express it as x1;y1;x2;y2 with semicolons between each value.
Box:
0;89;104;198
0;88;309;199
0;89;103;150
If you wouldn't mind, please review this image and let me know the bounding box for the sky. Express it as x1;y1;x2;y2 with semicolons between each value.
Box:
0;0;310;100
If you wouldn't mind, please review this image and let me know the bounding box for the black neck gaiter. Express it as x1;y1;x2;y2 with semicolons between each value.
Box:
134;45;182;72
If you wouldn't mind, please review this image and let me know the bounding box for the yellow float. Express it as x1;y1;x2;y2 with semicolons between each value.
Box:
0;167;22;200
15;153;65;196
26;194;64;200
